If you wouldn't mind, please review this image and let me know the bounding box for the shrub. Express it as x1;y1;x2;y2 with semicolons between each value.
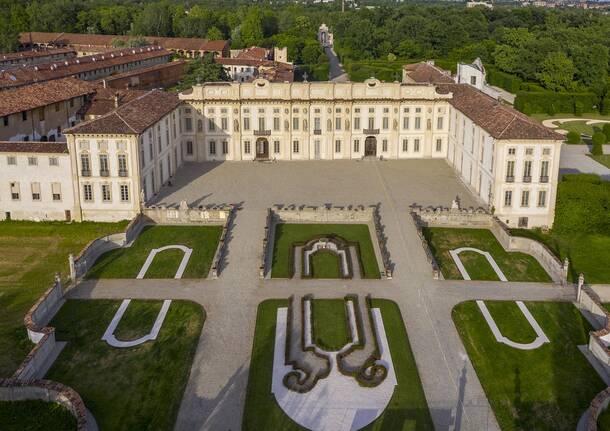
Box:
591;132;605;155
554;174;610;235
566;131;581;144
603;123;610;142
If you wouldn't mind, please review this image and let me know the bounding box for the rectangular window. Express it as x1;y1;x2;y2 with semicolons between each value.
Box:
2;116;8;126
273;117;280;131
403;117;409;130
506;160;515;181
22;111;27;121
538;190;547;207
258;117;266;131
51;182;61;201
354;139;360;153
83;184;93;202
314;117;321;131
99;154;109;176
523;161;532;182
244;141;251;154
382;117;389;130
508;147;516;155
102;184;111;202
335;139;341;153
402;139;408;152
292;140;299;153
10;182;20;200
543;147;551;156
382;139;388;152
414;117;421;130
28;156;37;166
209;141;216;155
221;117;228;131
521;190;530;207
368;117;375;130
80;154;91;176
435;138;442;152
186;141;193;155
272;140;280;154
31;182;41;201
7;156;16;165
207;118;214;131
118;154;128;176
39;108;45;122
222;140;229;155
243;117;250;131
120;184;129;202
525;147;534;156
540;161;549;182
335;117;341;131
354;117;360;130
54;102;60;112
437;117;444;130
292;117;299;131
414;139;420;152
504;190;512;207
49;157;58;166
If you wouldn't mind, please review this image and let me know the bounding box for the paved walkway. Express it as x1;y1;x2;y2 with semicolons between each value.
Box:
560;145;610;179
324;46;349;82
69;160;578;431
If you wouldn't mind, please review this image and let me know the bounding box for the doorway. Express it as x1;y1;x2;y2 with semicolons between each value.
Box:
256;138;269;160
364;136;377;157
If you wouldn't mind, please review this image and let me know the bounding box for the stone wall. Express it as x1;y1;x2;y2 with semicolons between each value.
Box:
410;205;567;284
578;279;610;381
0;378;93;431
586;387;610;431
263;205;392;279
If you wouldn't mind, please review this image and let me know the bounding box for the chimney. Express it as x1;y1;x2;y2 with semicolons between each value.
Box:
114;92;120;108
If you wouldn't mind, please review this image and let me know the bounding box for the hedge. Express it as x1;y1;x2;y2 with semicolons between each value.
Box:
554;174;610;235
591;132;605;155
487;69;523;93
514;91;599;115
566;131;581;144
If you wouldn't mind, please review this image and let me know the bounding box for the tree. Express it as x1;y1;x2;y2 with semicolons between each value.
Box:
240;8;264;47
174;53;230;92
301;41;322;65
536;52;576;92
132;1;173;37
397;39;423;59
206;27;223;41
0;4;19;53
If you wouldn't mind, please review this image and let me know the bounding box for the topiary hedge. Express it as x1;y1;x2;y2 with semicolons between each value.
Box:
554;174;610;235
487;69;522;93
566;131;581;144
591;132;605;155
514;92;599;115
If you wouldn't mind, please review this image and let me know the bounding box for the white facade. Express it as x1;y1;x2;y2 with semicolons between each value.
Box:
456;59;500;101
0;151;74;221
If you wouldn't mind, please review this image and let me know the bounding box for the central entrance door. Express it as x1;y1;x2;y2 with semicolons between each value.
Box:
364;136;377;156
255;138;269;160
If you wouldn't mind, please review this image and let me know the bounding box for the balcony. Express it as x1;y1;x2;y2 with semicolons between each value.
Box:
119;170;128;177
505;176;514;183
313;129;322;135
523;176;532;183
363;128;380;135
540;176;549;183
254;129;271;136
81;170;91;177
100;170;110;177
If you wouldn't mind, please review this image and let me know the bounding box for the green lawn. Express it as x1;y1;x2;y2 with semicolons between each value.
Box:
46;299;203;431
0;220;128;377
453;301;605;431
310;250;342;279
599;407;610;430
242;299;434;430
511;229;610;284
271;224;380;279
589;154;610;169
87;225;222;279
423;228;551;282
0;400;76;431
312;299;349;351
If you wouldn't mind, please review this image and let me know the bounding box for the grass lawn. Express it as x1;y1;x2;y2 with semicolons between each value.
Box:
271;223;380;279
312;299;349;351
310;250;341;279
0;400;76;431
46;299;204;431
86;225;222;279
423;228;551;282
0;220;128;377
599;408;610;430
511;229;610;284
589;154;610;169
453;301;605;431
242;299;434;430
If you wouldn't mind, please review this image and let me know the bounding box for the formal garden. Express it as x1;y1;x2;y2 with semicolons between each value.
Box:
453;300;605;431
45;299;204;431
271;223;380;279
243;298;433;430
423;227;551;282
86;225;222;279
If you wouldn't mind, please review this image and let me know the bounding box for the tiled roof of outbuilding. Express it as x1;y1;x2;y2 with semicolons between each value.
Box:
67;89;181;135
403;62;454;84
0;141;68;153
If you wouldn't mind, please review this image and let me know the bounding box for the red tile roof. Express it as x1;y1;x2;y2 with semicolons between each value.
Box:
20;32;229;54
235;46;269;61
0;77;96;117
0;46;171;89
0;141;68;153
82;87;149;118
437;83;564;140
403;62;454;84
0;48;75;62
67;89;181;135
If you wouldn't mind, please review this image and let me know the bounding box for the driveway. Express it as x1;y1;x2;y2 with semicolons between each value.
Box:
560;144;610;179
324;46;349;82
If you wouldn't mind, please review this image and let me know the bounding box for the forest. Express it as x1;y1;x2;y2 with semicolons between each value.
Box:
0;0;609;112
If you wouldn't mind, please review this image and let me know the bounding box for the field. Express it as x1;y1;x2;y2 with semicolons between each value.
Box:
46;299;204;431
86;225;222;279
271;223;380;279
0;220;128;377
242;298;434;430
453;301;605;431
423;228;551;282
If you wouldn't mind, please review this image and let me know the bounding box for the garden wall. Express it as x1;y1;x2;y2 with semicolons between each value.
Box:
263;205;392;279
0;378;93;431
587;387;610;431
410;205;567;284
578;280;610;382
